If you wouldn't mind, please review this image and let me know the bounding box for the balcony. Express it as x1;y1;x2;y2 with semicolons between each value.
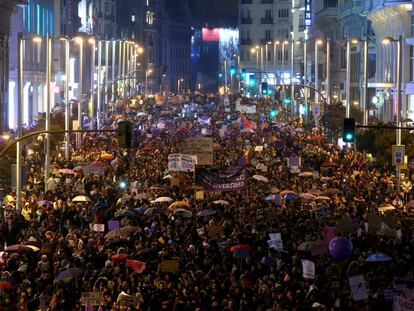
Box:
362;0;410;12
241;0;253;4
338;0;362;19
261;17;274;24
261;0;274;3
241;38;253;45
241;17;253;24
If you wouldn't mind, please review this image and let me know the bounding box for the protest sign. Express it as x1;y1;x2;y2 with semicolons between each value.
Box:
208;225;224;239
80;292;103;306
93;224;105;232
393;296;414;311
168;154;197;172
268;239;283;251
198;166;247;192
394;278;414;299
348;275;368;301
195;191;204;200
161;260;179;273
108;220;120;231
117;292;139;307
288;154;300;168
183;137;213;165
301;260;315;279
235;102;256;114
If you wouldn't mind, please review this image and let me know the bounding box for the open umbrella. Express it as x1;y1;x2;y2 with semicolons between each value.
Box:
173;208;193;218
213;200;229;205
114;209;137;219
153;196;173;203
322;188;342;195
101;153;114;160
279;190;297;196
299;193;316;200
298;172;313;177
73;166;83;171
150;184;169;190
297;241;322;251
37;200;53;206
321;161;339;168
377;203;395;213
169;201;191;210
284;193;299;200
58;168;75;174
72;195;91;202
135;207;147;214
314;196;331;201
55;268;83;282
252;175;269;183
0;281;14;289
265;194;281;201
111;253;130;262
5;244;39;254
144;207;163;216
308;189;322;195
197;209;217;217
365;252;392;262
230;244;250;258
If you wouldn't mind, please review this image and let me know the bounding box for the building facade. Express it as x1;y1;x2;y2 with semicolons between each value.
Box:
0;0;27;132
238;0;293;85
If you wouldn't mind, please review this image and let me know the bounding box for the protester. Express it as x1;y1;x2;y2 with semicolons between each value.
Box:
0;93;413;310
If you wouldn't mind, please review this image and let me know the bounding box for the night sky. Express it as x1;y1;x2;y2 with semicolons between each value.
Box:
186;0;238;27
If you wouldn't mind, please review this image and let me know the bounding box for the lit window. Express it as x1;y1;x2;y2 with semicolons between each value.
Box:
131;14;135;22
146;11;154;24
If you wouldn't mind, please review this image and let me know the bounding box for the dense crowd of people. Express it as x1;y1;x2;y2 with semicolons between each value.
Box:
0;93;413;310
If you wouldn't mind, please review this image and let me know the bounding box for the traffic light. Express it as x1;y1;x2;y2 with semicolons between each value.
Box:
241;69;247;80
118;121;132;148
261;82;268;95
343;118;355;142
269;108;277;118
284;97;291;105
249;74;255;86
230;67;236;75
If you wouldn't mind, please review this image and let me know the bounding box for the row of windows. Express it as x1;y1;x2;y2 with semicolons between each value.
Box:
22;1;54;36
240;29;290;41
241;9;289;20
240;49;289;62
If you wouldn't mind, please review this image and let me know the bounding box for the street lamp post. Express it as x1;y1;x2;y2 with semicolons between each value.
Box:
111;40;116;104
89;38;95;130
290;39;295;116
304;39;308;117
351;37;369;126
382;35;403;191
61;37;70;160
345;39;351;118
104;40;109;122
282;41;288;92
273;41;280;83
44;33;52;192
75;37;83;148
326;40;331;107
97;39;102;129
314;39;322;104
16;32;23;213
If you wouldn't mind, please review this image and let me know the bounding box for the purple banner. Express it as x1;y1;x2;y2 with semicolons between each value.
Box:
198;166;248;192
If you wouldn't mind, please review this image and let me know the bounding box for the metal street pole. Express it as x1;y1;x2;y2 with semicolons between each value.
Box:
363;38;368;126
304;40;308;118
16;32;23;213
122;41;126;98
396;35;403;191
291;40;295;116
44;33;51;191
265;44;268;74
118;40;122;98
90;39;96;130
64;38;70;160
282;42;285;92
97;39;102;129
77;39;83;149
224;60;228;95
145;70;149;96
326;40;331;108
104;40;109;121
345;39;351;118
112;40;116;103
315;41;319;104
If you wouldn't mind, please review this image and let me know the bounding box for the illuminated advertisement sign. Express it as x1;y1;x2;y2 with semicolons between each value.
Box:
304;0;312;26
